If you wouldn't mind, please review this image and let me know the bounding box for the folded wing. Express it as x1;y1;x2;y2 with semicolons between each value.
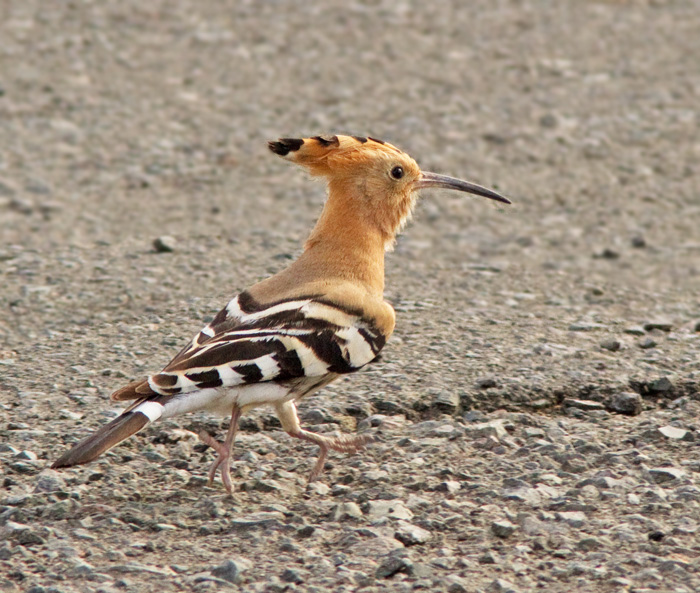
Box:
111;292;386;403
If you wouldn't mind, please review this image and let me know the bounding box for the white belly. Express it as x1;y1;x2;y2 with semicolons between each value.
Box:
159;382;294;418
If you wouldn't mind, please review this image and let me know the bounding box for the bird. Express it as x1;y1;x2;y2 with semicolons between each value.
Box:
52;134;510;493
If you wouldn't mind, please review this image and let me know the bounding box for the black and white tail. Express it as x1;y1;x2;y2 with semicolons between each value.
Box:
51;403;162;468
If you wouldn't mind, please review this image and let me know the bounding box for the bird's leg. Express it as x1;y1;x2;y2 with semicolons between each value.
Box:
198;405;242;493
275;401;372;482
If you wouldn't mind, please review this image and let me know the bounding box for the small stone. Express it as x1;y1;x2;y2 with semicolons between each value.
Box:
17;529;47;547
479;551;498;564
488;579;519;593
394;521;432;546
562;399;605;411
332;502;363;521
658;425;688;440
230;512;284;529
577;537;602;551
638;337;657;349
210;558;252;584
476;376;498;389
465;419;509;440
568;322;606;331
153;236;177;253
431;390;459;413
644;320;673;332
291;526;313;541
648;467;684;484
447;577;470;593
491;520;517;538
648;377;673;394
8;197;33;214
624;326;646;336
631;235;646;248
280;568;304;584
593;248;619;260
14;450;38;461
556;511;587;528
599;338;621;352
376;552;414;578
366;500;413;521
435;480;461;494
34;470;66;493
68;560;95;577
606;392;642;416
694;320;700;332
306;482;330;496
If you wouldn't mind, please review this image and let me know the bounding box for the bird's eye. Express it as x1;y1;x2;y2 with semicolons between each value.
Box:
390;166;404;180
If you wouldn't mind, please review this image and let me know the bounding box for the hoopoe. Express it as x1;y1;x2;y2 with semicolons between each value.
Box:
52;135;510;493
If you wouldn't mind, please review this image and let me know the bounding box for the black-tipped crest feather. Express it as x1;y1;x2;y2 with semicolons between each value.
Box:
268;138;304;156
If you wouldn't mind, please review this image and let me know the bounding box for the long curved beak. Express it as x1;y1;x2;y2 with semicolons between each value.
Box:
415;171;511;204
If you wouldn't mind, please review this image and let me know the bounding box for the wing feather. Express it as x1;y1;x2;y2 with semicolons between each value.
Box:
111;293;387;402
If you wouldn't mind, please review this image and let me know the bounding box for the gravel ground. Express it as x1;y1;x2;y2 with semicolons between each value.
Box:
2;1;700;592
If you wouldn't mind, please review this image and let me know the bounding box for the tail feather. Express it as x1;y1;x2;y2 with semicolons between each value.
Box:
52;411;150;468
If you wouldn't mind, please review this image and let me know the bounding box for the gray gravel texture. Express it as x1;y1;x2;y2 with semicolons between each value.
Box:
1;1;700;592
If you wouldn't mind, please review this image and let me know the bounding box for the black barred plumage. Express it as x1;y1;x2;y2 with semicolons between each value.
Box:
52;134;510;492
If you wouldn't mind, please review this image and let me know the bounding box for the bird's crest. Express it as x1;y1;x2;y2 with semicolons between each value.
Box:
268;135;405;177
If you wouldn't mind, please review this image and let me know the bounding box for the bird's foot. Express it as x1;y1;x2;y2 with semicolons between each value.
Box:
198;431;234;494
292;430;373;482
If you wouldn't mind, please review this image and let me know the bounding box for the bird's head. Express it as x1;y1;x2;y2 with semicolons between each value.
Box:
269;135;510;249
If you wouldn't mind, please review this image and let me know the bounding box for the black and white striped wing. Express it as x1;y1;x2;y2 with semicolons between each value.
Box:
144;292;386;398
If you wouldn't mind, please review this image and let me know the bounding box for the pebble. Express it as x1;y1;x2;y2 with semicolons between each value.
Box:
556;511;587;528
648;467;685;484
599;338;621;351
431;390;459;413
569;322;606;331
606;392;643;415
476;376;498;389
488;579;519;593
644;320;673;332
280;568;305;584
465;419;509;440
657;425;689;440
375;551;414;578
563;398;605;411
366;500;413;521
624;326;646;336
631;235;646;248
153;236;178;253
34;470;66;493
394;521;432;546
648;377;673;395
491;520;517;538
435;481;461;494
639;337;657;349
332;502;363;521
230;512;285;529
14;450;38;461
593;248;619;260
577;537;602;551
